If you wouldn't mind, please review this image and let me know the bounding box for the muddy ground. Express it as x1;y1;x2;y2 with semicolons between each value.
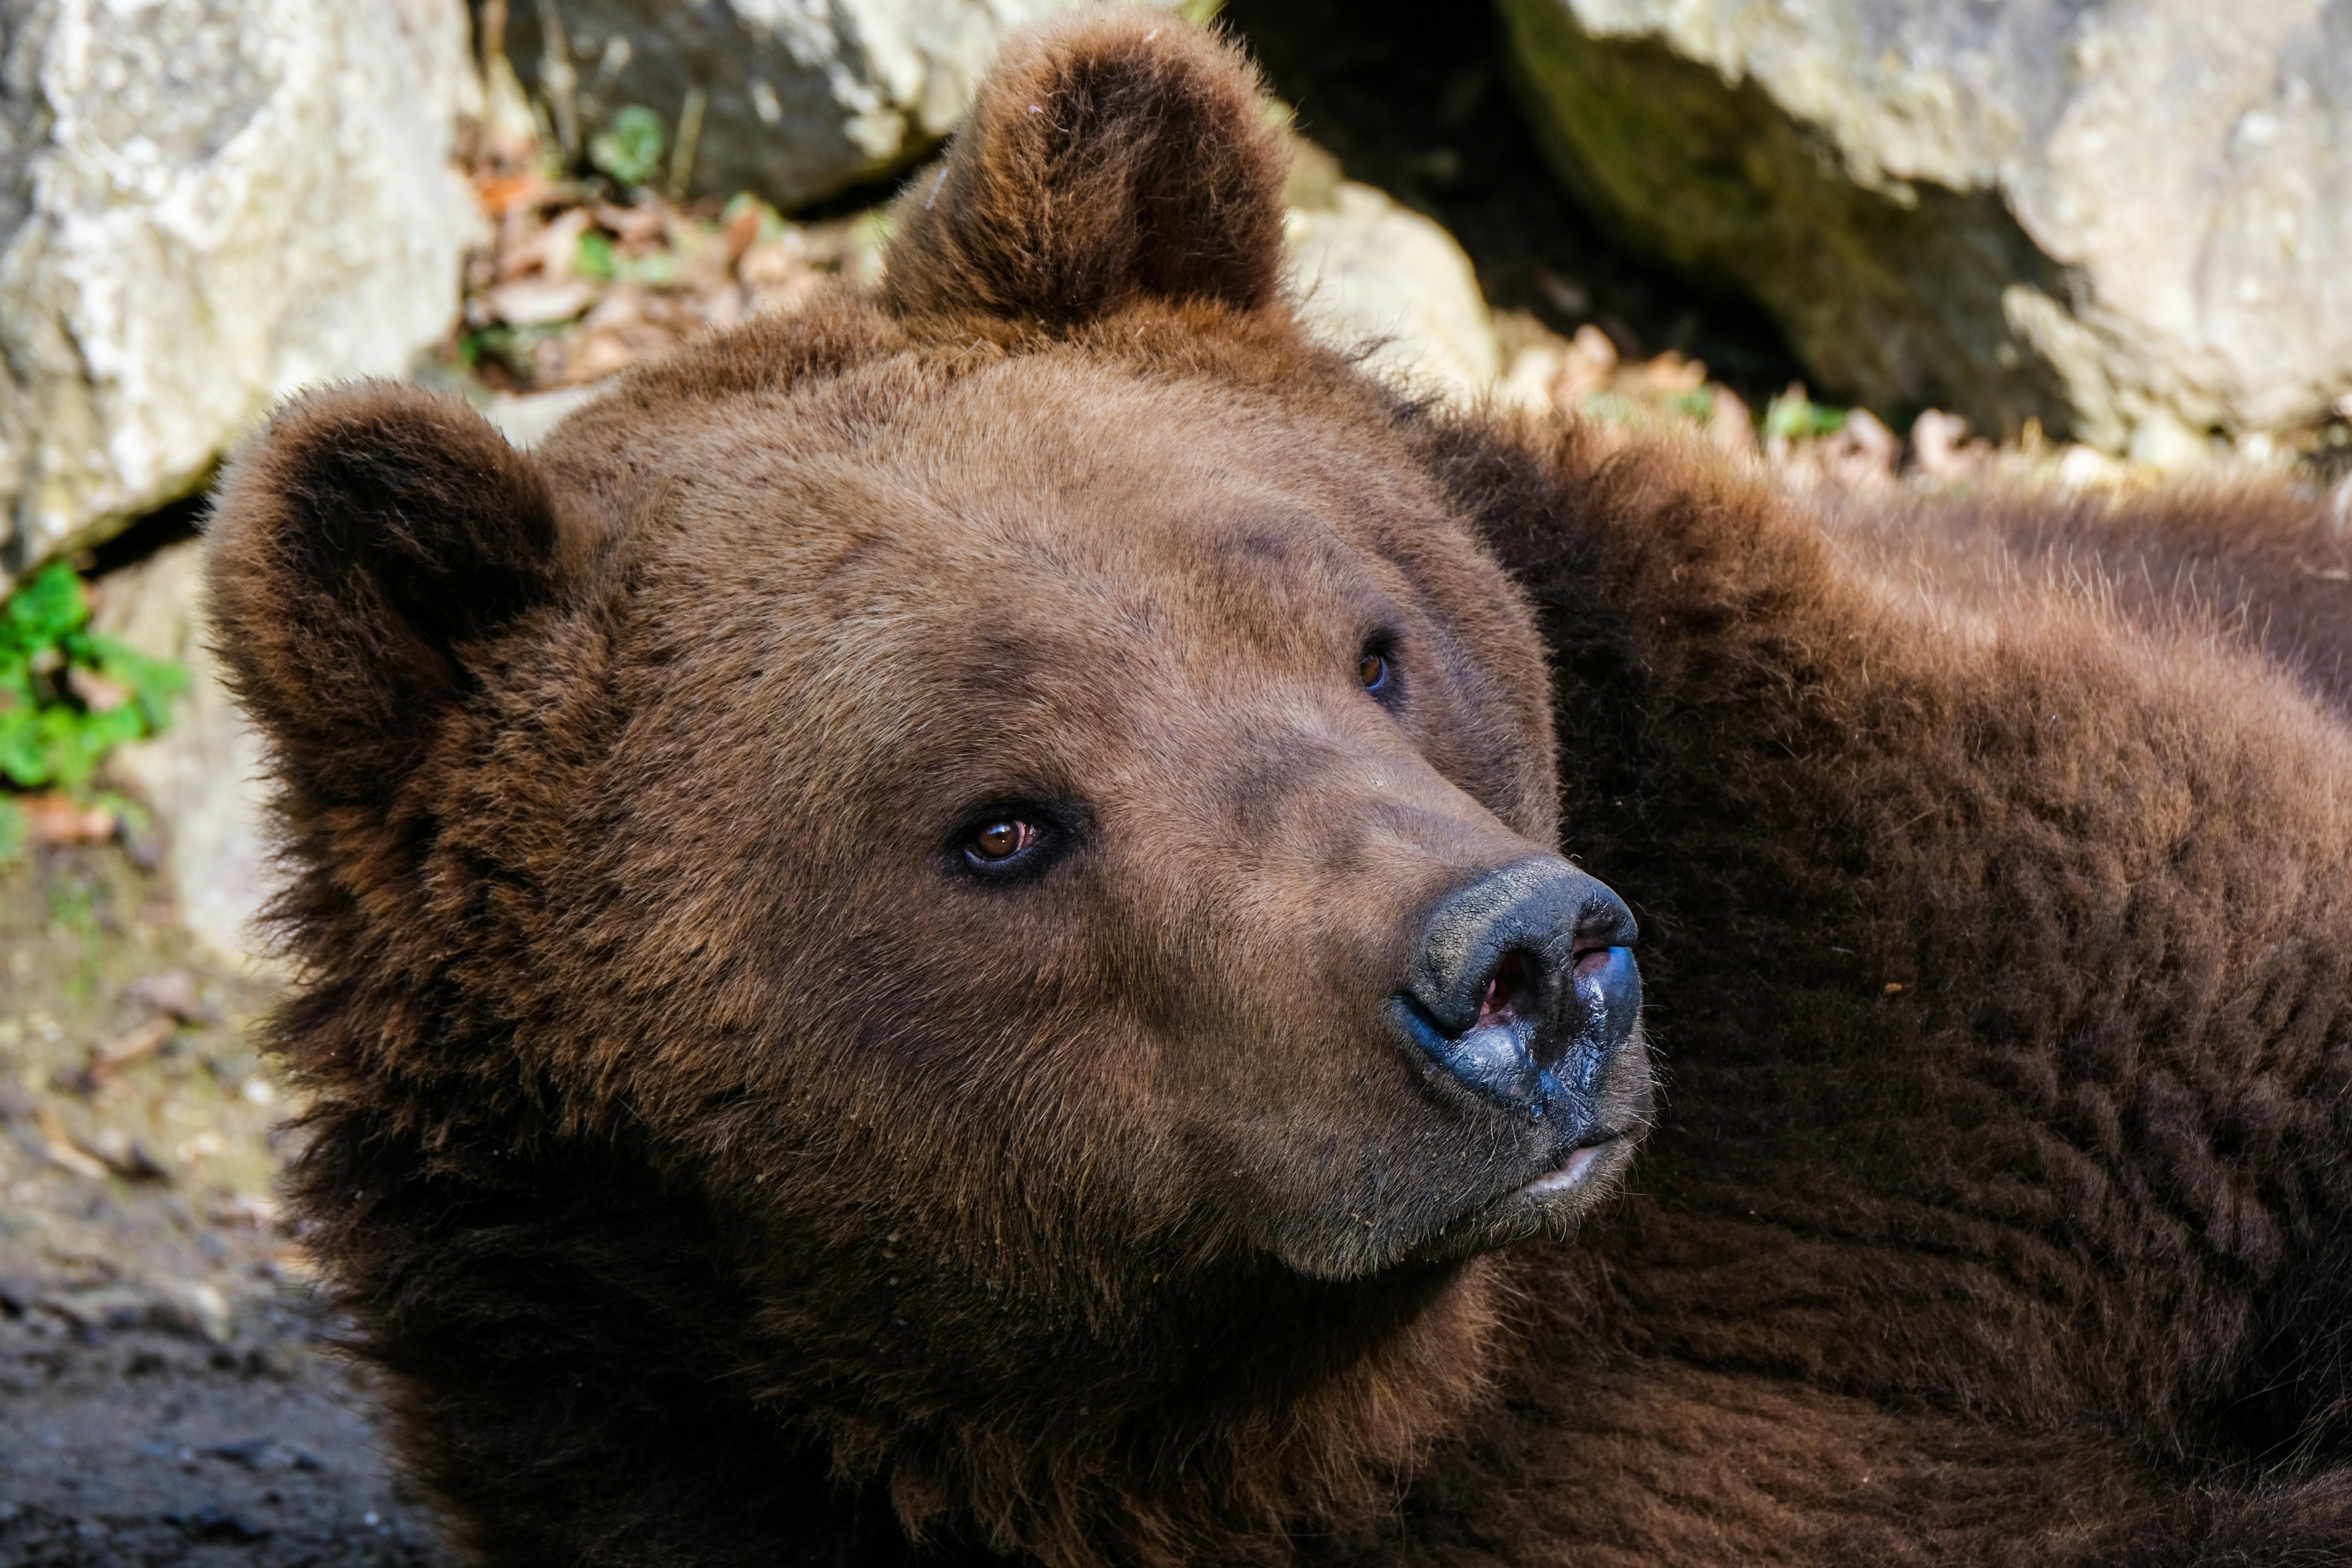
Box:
0;842;448;1566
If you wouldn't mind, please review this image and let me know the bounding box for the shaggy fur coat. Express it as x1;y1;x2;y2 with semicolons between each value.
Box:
205;12;2352;1565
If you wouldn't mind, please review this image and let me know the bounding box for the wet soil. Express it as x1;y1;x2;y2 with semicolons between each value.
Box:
0;843;448;1566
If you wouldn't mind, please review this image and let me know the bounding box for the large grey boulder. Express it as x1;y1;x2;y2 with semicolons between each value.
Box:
90;537;275;971
1500;0;2352;458
498;0;1182;210
1285;180;1502;408
0;0;481;589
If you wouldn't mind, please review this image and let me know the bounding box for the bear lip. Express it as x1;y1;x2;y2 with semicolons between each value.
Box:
1517;1132;1628;1198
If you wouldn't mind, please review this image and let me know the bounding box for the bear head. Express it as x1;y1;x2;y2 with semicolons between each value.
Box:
205;11;1652;1562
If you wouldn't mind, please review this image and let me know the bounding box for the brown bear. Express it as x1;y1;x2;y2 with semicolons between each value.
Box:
204;12;2352;1566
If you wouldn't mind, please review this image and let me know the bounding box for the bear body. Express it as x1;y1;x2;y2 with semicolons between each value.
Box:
208;14;2352;1565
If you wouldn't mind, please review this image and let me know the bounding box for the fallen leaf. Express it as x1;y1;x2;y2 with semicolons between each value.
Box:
21;792;116;844
77;1016;175;1092
1707;386;1758;459
1911;410;1989;479
35;1104;112;1180
473;170;545;219
126;968;210;1023
1556;324;1620;405
78;1124;173;1182
498;206;594;283
487;276;597;327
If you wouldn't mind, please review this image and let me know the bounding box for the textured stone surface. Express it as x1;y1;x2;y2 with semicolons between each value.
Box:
0;0;481;588
500;0;1183;210
90;537;275;970
1500;0;2352;455
1285;180;1501;407
484;382;610;449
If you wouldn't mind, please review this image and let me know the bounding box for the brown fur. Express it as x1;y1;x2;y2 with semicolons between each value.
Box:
205;12;2352;1566
881;10;1290;328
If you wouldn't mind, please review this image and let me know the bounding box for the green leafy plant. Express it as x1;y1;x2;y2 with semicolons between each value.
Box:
573;229;618;282
573;229;678;288
1763;387;1849;441
589;105;667;189
460;322;565;382
0;560;186;856
720;192;789;250
1581;391;1634;424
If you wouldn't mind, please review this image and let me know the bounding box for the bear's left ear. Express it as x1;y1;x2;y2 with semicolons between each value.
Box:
205;382;577;816
880;9;1289;328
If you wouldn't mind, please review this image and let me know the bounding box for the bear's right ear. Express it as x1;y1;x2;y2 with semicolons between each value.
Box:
206;382;573;812
879;10;1289;328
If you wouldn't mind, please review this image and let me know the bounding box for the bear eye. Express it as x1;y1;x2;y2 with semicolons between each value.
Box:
1358;648;1391;694
966;817;1042;867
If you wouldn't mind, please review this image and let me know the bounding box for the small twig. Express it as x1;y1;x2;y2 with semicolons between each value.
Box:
34;1106;110;1181
479;0;508;76
80;1016;174;1092
536;0;582;164
669;86;706;199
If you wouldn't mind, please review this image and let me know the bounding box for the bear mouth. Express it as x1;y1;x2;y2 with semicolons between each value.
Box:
1517;1130;1632;1198
1384;1121;1646;1273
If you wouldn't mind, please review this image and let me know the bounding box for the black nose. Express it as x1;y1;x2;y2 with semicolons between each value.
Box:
1392;857;1641;1118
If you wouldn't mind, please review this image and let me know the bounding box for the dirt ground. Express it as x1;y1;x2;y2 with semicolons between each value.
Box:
0;842;449;1566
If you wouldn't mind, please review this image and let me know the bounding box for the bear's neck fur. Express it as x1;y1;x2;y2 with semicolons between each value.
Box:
827;1252;1514;1564
292;1085;1523;1568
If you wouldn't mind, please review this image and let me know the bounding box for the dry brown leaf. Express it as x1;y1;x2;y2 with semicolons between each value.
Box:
88;1016;174;1081
1912;410;1991;479
21;792;116;845
35;1105;111;1180
487;276;597;327
125;968;208;1023
1556;325;1620;405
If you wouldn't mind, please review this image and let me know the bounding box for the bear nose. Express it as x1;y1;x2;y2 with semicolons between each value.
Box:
1392;857;1641;1118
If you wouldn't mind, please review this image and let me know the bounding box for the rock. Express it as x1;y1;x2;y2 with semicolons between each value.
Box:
124;968;210;1024
0;0;484;589
1499;0;2352;455
497;0;1185;210
89;538;275;971
1284;181;1501;407
173;1279;236;1344
484;383;611;449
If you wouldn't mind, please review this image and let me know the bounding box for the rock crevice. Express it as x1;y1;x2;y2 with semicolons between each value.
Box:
1502;0;2352;452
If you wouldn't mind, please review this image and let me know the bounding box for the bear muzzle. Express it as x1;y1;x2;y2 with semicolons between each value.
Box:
1390;857;1646;1174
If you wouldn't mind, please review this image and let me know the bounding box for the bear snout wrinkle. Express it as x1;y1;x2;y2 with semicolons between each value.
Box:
1395;857;1644;1122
